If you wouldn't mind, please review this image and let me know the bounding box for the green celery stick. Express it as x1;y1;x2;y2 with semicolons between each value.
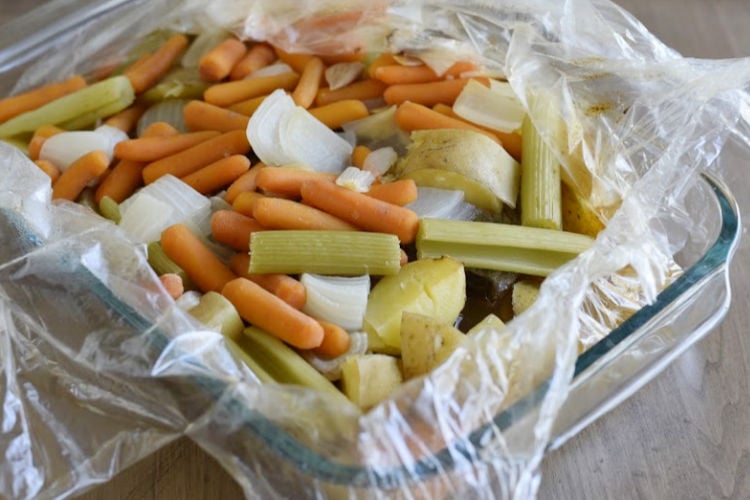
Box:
0;76;135;137
520;114;562;229
147;241;195;290
416;218;593;277
98;196;121;223
188;292;244;341
249;230;402;275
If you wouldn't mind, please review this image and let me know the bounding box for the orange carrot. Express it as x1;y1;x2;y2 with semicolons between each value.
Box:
0;75;87;124
431;103;522;161
394;101;500;144
222;277;324;349
183;100;250;132
104;104;147;133
199;38;248;82
255;167;336;197
181;154;251;194
300;178;419;244
320;52;365;65
142;129;250;184
253;196;358;231
308;99;369;129
203;72;300;107
28;125;64;160
373;61;479;85
33;159;61;183
230;43;277;80
160;273;184;299
315;79;387;106
227;95;268;116
367;53;397;79
231;191;267;217
161;224;237;293
124;34;189;93
292;57;325;108
351;145;371;169
52;150;109;201
211;209;265;252
383;77;488;106
229;253;307;310
366;178;418;206
225;163;265;203
313;320;351;358
115;130;220;162
95;122;179;204
274;47;315;74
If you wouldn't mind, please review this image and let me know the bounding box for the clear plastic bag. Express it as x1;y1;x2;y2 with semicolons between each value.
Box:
1;0;749;498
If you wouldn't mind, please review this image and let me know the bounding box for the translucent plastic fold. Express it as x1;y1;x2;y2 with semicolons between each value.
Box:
1;0;748;498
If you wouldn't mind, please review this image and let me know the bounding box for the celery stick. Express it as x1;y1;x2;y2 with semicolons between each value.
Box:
225;337;275;383
188;291;244;341
520;114;562;229
147;241;195;290
0;76;135;137
249;230;402;275
238;327;350;404
141;67;209;104
416;218;593;277
98;196;121;223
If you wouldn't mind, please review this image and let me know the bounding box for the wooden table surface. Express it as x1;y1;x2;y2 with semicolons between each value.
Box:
2;1;749;498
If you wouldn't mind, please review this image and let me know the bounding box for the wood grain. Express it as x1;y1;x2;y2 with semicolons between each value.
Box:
2;1;749;499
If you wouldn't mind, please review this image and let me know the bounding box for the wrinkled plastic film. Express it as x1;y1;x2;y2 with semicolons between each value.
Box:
1;0;749;498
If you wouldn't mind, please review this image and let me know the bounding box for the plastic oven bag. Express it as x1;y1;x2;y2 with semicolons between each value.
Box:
2;0;750;498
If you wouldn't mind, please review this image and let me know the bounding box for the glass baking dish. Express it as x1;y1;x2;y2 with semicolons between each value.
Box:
0;0;741;495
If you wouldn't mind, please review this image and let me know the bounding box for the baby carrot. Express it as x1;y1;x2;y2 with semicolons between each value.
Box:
0;75;86;124
313;320;351;358
394;101;500;144
142;129;250;184
28;124;63;160
366;178;418;206
211;209;265;252
232;191;267;217
373;61;479;85
161;224;237;293
199;38;248;82
292;57;325;108
431;103;522;161
203;72;300;107
383;77;488;106
229;253;307;310
274;47;315;74
183;100;250;132
115;130;220;162
125;34;189;93
308;99;369;129
253;196;358;231
52;150;109;201
33;159;61;183
255;167;336;197
104;103;147;133
227;95;267;116
160;273;184;299
95;122;179;204
315;79;387;106
319;52;365;65
367;53;397;78
230;43;277;80
225;162;265;203
351;145;371;168
221;277;324;349
300;178;419;244
181;154;251;194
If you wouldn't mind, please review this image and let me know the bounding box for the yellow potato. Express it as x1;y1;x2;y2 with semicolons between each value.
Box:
340;354;403;410
400;312;466;379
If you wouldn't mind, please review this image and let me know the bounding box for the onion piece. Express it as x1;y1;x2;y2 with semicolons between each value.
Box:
406;187;478;220
300;274;370;331
324;61;364;90
39;131;111;171
341;105;411;153
302;332;369;381
246;89;297;167
248;62;293;79
137;99;190;136
277;106;353;174
362;146;397;177
336;166;375;192
453;79;525;134
119;192;175;243
94;124;129;160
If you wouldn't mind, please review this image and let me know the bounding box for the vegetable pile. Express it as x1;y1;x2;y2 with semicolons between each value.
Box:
0;28;607;410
